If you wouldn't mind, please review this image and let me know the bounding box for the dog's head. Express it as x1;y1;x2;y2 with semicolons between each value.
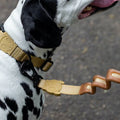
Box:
20;0;119;48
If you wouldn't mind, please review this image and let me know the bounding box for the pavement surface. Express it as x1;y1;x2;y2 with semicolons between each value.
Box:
0;0;120;120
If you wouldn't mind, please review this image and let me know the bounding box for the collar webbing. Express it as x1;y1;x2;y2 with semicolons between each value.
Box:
0;31;53;71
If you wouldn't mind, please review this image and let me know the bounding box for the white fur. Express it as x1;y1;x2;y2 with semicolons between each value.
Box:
0;50;45;119
4;0;29;51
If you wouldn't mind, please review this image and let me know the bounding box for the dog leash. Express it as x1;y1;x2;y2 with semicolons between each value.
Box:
38;69;120;95
0;30;120;96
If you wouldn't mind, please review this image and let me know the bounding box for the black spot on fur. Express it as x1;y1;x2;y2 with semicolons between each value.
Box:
29;45;34;50
43;53;47;58
33;107;40;118
25;97;34;111
22;106;28;120
33;107;37;116
7;112;16;120
47;50;52;58
0;99;7;110
36;87;40;95
37;108;40;118
40;95;43;107
21;0;62;48
46;48;55;58
0;23;5;32
21;83;33;97
4;97;18;113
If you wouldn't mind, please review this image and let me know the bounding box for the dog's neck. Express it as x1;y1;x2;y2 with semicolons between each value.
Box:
4;0;55;59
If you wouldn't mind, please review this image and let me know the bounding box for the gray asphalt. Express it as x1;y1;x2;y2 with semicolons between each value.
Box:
0;1;120;120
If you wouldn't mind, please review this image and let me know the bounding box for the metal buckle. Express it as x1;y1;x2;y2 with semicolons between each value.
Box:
41;59;53;72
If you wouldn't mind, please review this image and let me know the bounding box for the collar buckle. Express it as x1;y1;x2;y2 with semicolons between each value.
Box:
41;58;53;72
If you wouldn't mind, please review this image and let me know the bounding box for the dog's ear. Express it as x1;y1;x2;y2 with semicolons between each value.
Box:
21;0;62;48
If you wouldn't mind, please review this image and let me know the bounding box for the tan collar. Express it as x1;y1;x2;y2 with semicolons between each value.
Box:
0;31;53;72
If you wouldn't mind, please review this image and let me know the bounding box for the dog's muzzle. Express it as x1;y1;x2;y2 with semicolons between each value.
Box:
78;0;119;19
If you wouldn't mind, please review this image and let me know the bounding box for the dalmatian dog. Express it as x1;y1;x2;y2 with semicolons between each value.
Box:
0;0;119;120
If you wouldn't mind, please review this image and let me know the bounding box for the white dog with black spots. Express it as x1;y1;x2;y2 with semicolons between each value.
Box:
0;0;118;119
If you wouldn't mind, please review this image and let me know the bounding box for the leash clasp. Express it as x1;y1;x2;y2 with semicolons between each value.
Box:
38;80;64;95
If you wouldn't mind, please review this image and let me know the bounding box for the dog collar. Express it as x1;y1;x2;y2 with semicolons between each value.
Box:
0;31;53;72
0;31;120;96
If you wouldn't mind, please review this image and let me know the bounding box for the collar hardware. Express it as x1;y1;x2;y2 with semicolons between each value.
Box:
40;58;53;72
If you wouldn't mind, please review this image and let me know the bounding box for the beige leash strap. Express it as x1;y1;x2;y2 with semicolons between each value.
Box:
0;31;53;71
38;80;94;95
38;69;120;96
